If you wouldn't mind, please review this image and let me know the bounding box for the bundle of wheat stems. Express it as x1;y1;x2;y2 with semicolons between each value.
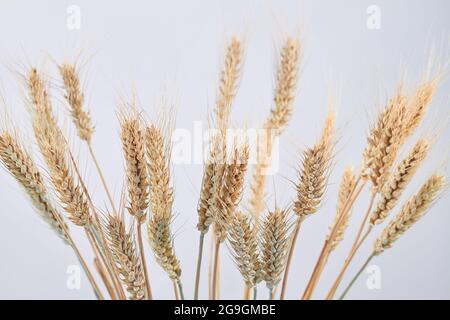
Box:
0;35;447;300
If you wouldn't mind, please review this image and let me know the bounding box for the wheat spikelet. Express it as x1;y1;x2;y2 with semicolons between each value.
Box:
145;123;181;280
59;63;94;142
28;68;91;226
265;37;301;134
362;90;412;191
327;166;356;251
294;111;335;218
227;211;262;287
373;175;445;254
105;214;145;300
214;142;249;241
120;109;149;221
197;161;215;233
370;139;429;225
0;132;68;241
261;208;290;290
216;36;243;132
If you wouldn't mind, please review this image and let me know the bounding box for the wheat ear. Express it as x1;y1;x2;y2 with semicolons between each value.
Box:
146;125;182;284
362;90;412;191
326;166;357;252
340;174;446;300
105;214;146;300
282;110;335;300
0;132;68;240
373;174;445;254
227;211;263;289
249;37;301;221
262;208;290;299
370;139;429;225
28;68;91;226
214;142;249;241
120;109;149;220
59;63;94;142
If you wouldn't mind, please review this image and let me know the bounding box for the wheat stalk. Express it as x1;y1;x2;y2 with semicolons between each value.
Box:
370;139;429;225
105;214;146;300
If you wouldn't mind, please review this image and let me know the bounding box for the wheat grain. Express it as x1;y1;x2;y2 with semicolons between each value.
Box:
0;132;68;241
370;139;429;225
105;214;146;300
294;110;335;218
373;174;445;254
120;109;149;221
327;166;356;251
261;208;290;290
59;63;94;142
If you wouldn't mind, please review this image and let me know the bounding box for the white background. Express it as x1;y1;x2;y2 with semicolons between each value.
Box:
0;0;449;299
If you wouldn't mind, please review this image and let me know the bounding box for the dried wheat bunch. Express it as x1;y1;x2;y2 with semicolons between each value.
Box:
0;132;68;241
145;123;181;280
120;109;149;222
370;139;429;225
294;110;335;218
214;142;249;241
373;174;445;254
326;166;356;251
105;214;146;300
227;211;263;288
59;63;94;142
28;68;91;226
261;208;290;290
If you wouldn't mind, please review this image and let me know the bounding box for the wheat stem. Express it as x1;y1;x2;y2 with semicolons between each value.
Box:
211;238;221;300
339;253;375;300
66;145;125;299
177;280;185;300
93;257;117;300
326;226;372;299
253;287;257;300
279;218;302;299
87;143;118;215
137;221;153;299
302;177;365;299
194;233;205;300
